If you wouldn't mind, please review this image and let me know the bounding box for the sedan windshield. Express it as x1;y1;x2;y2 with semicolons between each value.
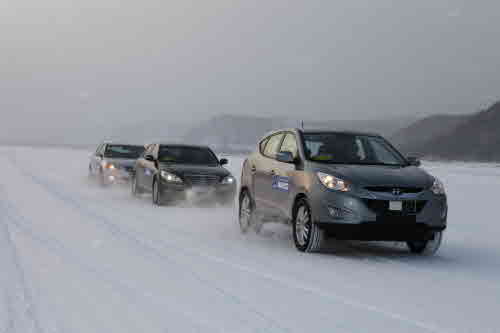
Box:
158;146;219;165
303;133;407;166
104;145;144;159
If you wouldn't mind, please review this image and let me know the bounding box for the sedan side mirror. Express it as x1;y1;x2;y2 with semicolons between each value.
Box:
220;158;228;166
145;155;155;162
276;151;295;164
407;156;421;167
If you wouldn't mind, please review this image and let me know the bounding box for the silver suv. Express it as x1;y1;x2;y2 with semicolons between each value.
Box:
239;129;447;254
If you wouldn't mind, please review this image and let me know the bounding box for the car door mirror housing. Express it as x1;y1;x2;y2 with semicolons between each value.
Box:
145;154;155;162
407;156;421;167
220;158;228;165
276;151;295;163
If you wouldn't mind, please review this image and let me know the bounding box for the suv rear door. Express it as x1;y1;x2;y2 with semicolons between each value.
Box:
273;132;300;215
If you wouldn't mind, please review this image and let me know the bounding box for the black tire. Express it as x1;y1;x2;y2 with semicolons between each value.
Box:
152;178;162;206
239;190;261;233
131;175;142;197
292;198;325;253
407;231;443;256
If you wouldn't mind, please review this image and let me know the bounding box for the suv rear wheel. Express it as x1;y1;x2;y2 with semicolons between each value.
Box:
293;198;325;253
239;190;261;233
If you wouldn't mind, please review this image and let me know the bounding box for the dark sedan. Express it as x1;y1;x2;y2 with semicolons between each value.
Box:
239;129;447;254
132;144;236;206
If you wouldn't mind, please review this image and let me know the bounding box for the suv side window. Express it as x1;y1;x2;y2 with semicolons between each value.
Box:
279;133;298;159
95;144;102;155
259;137;270;154
263;133;284;159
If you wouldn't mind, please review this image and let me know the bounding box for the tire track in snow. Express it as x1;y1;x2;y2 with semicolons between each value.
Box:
0;188;44;333
6;154;292;333
0;197;223;333
7;154;455;333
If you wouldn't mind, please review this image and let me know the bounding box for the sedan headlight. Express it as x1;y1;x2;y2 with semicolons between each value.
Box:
317;172;350;192
160;170;183;183
221;175;235;185
102;161;116;170
431;178;445;195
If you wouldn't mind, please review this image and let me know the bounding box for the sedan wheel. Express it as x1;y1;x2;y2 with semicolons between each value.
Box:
153;179;162;206
292;199;325;253
131;176;141;197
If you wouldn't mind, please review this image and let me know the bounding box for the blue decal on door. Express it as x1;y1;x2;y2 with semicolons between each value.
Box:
272;175;289;192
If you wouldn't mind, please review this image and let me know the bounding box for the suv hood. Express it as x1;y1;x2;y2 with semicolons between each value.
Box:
159;163;230;178
316;164;433;188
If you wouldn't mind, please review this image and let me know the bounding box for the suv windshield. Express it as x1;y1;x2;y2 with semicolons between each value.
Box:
303;133;406;166
158;146;219;166
104;145;144;159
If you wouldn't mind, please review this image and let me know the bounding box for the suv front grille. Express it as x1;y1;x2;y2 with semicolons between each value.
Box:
184;174;220;186
364;199;427;215
365;186;423;194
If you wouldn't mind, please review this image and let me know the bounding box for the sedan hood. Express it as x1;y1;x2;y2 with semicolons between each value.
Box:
316;164;433;188
159;163;230;178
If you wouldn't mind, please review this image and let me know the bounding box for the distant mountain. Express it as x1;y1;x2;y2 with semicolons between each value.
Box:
390;114;471;154
389;101;500;162
183;114;417;153
421;102;500;161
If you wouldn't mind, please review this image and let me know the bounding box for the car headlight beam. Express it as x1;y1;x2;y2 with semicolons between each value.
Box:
160;171;183;183
221;175;235;185
317;172;350;192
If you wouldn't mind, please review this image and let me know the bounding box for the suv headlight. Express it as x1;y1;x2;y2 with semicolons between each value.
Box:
317;172;350;192
431;178;445;195
221;175;235;185
160;170;183;183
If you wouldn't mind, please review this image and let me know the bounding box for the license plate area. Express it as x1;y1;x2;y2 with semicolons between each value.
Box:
389;201;403;211
376;215;416;224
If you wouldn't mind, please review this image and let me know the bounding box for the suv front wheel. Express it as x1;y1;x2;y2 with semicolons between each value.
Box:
293;198;325;253
407;231;443;255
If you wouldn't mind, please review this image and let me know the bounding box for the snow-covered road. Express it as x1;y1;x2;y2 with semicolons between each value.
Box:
1;147;499;333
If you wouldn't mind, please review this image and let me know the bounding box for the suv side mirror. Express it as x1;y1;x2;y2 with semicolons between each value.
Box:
220;158;228;166
145;154;155;162
276;151;295;163
407;156;421;167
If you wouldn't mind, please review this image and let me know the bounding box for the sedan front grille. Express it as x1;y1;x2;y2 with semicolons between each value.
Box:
184;174;220;186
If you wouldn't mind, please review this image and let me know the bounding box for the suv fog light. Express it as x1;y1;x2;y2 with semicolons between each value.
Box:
328;206;355;219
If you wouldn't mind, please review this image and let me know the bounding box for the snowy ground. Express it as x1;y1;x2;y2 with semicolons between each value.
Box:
0;146;499;333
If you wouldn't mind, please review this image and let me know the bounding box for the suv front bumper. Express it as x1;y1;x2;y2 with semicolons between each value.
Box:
309;189;447;241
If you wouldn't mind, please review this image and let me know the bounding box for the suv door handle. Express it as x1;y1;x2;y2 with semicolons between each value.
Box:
251;165;257;172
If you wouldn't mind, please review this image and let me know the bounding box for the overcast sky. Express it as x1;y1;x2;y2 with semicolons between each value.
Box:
1;0;500;142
